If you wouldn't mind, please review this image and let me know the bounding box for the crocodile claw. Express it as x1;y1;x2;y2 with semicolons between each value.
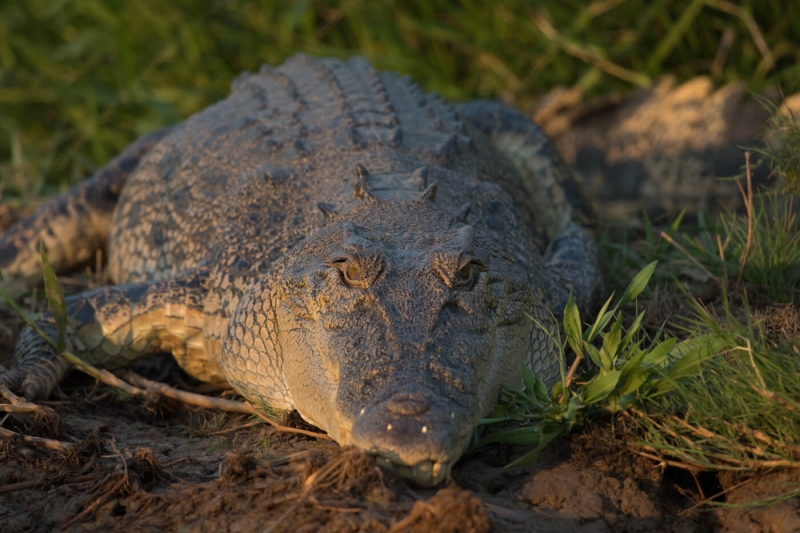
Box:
2;325;71;401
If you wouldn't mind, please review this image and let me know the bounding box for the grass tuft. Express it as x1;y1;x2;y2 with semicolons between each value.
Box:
628;114;800;483
633;295;800;473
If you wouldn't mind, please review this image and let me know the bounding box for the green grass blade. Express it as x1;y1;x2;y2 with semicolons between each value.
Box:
665;335;723;379
646;0;705;74
618;261;658;306
522;364;537;395
583;343;604;369
582;370;622;404
562;291;583;357
641;337;678;367
646;335;725;397
585;293;615;341
39;240;67;353
620;311;646;348
505;428;563;468
616;351;648;396
599;317;623;369
532;372;550;403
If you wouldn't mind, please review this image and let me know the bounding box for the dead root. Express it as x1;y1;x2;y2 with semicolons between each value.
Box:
387;485;491;533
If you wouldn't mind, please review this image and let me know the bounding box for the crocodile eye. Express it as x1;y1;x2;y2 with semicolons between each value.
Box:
454;259;485;290
453;261;480;290
456;263;472;282
432;254;486;290
327;256;383;289
344;262;364;284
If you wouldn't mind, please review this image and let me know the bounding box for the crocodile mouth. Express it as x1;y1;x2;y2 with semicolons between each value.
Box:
373;456;451;486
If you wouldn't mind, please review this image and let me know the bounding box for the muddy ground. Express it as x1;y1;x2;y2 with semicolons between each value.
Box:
2;360;798;533
2;79;800;532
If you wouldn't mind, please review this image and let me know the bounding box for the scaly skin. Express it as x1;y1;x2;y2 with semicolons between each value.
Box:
0;55;599;486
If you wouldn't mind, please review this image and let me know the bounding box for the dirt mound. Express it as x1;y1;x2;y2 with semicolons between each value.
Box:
716;470;800;533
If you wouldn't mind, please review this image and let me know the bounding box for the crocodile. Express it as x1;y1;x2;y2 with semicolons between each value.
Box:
0;54;599;486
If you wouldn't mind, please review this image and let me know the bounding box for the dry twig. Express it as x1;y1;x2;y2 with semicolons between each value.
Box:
61;444;131;529
0;381;46;414
705;0;775;74
564;355;583;391
716;234;728;285
678;477;754;516
748;383;800;412
531;11;650;86
0;403;43;414
659;231;716;281
0;426;78;452
208;420;260;436
117;370;252;413
245;401;331;440
61;472;128;529
0;478;46;493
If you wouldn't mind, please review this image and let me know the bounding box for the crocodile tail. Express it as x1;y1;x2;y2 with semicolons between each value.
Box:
0;127;171;299
455;101;595;242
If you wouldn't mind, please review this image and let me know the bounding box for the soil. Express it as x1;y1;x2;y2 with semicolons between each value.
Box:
2;314;797;532
3;80;800;532
0;373;709;533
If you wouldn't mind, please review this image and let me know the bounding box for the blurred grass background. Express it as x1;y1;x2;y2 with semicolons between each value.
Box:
1;0;798;198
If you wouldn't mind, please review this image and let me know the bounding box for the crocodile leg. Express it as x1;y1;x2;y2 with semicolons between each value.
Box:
0;128;171;299
457;101;600;315
220;275;294;413
2;268;229;401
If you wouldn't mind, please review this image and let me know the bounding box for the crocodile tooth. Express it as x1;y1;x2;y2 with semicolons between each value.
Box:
411;460;434;485
431;462;444;483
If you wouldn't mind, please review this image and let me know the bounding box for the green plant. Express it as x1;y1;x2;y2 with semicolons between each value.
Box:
472;261;717;466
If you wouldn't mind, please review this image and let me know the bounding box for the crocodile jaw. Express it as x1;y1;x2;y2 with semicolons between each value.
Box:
374;457;451;486
320;419;463;486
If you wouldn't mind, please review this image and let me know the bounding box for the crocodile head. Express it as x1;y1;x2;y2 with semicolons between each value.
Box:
275;200;540;485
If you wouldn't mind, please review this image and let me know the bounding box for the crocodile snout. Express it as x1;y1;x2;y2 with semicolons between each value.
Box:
386;392;430;415
349;391;464;486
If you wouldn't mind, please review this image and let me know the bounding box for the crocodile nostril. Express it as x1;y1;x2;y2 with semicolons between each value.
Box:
386;393;430;415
